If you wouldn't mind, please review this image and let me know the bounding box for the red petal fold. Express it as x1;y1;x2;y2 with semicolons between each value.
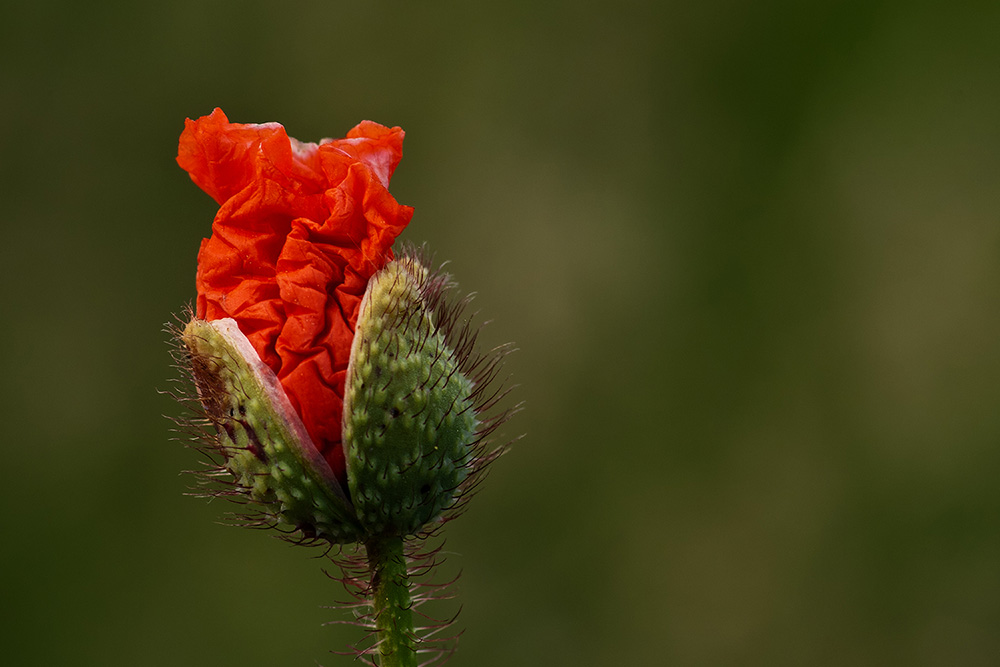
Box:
178;108;414;482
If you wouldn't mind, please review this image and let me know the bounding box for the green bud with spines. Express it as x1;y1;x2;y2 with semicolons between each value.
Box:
343;255;478;536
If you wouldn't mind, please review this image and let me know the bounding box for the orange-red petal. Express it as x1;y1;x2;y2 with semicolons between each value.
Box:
178;108;414;482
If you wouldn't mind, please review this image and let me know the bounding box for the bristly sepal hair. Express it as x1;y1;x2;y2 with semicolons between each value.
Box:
403;243;521;517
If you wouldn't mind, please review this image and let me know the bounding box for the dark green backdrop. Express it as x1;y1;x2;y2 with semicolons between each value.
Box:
3;1;999;665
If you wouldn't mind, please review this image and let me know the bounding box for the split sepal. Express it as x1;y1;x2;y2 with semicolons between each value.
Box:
181;317;365;543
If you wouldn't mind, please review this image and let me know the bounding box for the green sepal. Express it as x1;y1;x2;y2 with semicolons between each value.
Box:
343;257;477;536
183;318;365;544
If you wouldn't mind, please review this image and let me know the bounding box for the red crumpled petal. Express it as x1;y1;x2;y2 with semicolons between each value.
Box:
178;108;414;484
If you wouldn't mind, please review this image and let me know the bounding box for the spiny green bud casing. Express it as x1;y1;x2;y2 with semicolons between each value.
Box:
343;256;478;536
182;318;365;543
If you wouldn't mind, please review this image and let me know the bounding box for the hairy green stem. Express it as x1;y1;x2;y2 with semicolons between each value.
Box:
365;535;417;667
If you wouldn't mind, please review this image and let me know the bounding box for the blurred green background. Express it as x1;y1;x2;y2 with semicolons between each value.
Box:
3;0;999;664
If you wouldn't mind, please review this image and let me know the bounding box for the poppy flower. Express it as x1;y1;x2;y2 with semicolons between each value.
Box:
177;108;414;487
174;108;519;667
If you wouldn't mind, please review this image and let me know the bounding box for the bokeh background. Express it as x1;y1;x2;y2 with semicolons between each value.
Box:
3;1;999;664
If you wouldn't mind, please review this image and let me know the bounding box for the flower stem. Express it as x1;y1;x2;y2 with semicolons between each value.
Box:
365;535;417;667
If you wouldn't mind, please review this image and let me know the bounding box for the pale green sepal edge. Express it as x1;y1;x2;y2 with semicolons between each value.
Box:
183;317;365;544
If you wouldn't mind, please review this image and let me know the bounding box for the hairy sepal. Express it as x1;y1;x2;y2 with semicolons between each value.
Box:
182;317;365;543
343;256;477;536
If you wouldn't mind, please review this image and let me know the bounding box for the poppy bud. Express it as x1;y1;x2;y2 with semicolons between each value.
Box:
181;252;482;542
174;109;516;665
343;255;477;536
